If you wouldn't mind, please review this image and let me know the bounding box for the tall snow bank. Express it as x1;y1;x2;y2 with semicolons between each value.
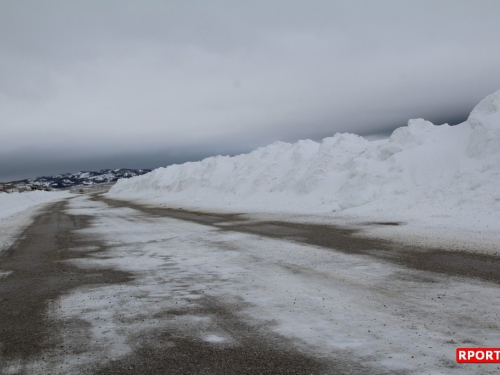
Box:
109;90;500;232
467;90;500;157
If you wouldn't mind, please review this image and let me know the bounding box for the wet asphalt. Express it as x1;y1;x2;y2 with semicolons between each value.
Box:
0;200;131;373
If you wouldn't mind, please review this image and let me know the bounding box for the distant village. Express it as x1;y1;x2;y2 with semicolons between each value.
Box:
0;168;151;194
0;182;52;194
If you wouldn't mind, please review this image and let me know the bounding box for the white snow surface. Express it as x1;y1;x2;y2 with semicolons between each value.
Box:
109;90;500;242
0;190;72;252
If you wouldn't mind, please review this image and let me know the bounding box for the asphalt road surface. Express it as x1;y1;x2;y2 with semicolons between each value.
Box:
1;194;499;374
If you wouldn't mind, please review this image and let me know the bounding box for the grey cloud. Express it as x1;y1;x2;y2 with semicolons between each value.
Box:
1;0;500;181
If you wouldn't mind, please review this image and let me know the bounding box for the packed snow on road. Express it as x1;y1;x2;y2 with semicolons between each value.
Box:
32;195;498;374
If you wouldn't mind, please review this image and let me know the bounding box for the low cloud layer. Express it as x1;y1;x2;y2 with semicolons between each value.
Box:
1;1;500;181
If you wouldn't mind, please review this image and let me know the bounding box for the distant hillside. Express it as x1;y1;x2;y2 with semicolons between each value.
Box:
12;168;152;189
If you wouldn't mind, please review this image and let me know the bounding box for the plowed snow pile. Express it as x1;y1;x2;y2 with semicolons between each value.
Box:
0;190;72;252
109;90;500;237
0;191;70;222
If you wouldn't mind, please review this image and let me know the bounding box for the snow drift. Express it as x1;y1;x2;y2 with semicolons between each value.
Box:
0;190;71;222
0;190;72;252
109;90;500;233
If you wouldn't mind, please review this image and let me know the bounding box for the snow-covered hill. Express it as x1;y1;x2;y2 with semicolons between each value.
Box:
13;168;151;189
108;90;500;237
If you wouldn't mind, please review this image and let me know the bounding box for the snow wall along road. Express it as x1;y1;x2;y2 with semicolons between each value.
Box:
108;90;500;233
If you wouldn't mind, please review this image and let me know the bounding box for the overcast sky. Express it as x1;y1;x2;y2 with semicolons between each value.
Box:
1;0;500;181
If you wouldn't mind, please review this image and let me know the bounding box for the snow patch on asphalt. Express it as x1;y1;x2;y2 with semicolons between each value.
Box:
0;270;13;278
203;334;227;343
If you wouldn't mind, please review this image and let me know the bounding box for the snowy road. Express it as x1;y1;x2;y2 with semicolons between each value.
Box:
1;194;499;374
